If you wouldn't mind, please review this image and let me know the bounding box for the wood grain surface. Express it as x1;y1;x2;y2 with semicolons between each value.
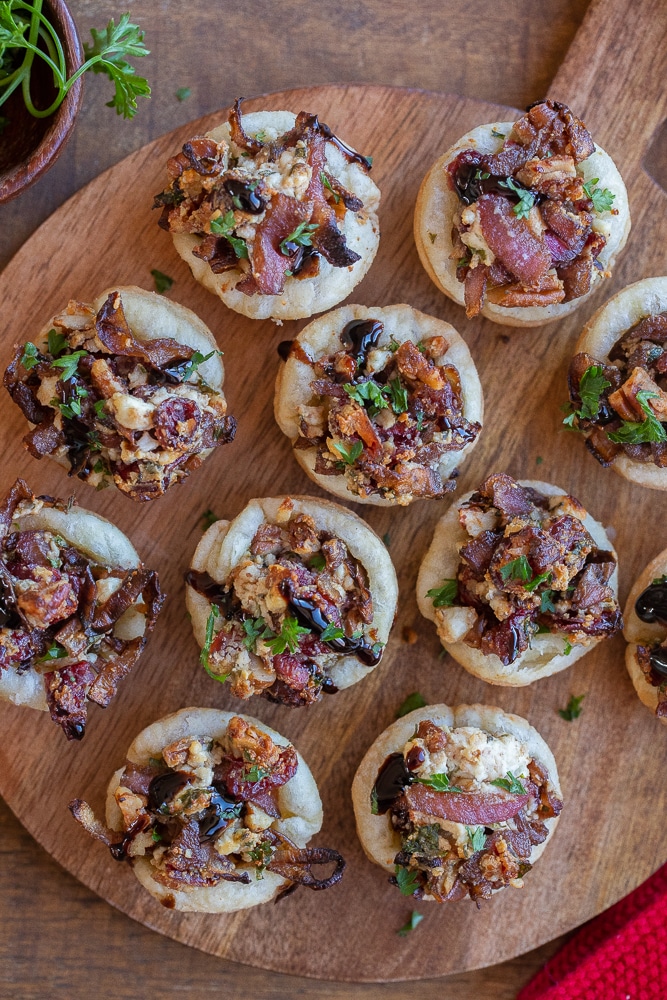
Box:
2;0;666;995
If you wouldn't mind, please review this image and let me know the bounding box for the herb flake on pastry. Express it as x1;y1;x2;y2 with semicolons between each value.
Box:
70;707;344;912
414;100;630;327
274;304;483;506
352;703;562;903
186;496;398;706
4;286;236;502
0;479;163;739
155;100;380;321
416;474;622;685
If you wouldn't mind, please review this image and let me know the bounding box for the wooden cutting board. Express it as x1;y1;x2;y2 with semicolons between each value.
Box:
0;0;666;981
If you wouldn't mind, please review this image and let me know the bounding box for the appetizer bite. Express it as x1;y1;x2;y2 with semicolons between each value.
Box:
352;703;562;903
274;304;483;505
70;707;345;911
4;286;236;502
564;278;667;489
624;548;667;723
0;480;162;739
154;99;380;321
416;473;621;684
414;100;630;326
186;496;397;706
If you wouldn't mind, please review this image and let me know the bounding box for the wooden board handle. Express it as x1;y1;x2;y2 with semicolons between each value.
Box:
547;0;667;175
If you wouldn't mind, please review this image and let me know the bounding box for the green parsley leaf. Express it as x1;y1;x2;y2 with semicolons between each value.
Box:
200;605;229;681
500;556;532;582
320;622;345;642
382;532;391;547
397;911;424;937
151;269;174;294
308;552;326;571
498;177;536;219
608;391;667;444
210;211;249;259
248;839;274;878
47;329;68;357
387;377;408;414
254;130;267;143
490;771;527;794
279;221;319;255
332;440;363;465
266;616;310;655
395;865;420;897
491;128;506;138
540;590;556;613
388;338;400;352
51;350;88;381
428;232;437;243
578;365;612;420
242;617;275;650
83;14;151;119
370;787;379;815
396;692;427;718
466;825;486;852
175;86;191;102
200;508;219;531
344;379;389;415
559;693;585;720
244;763;271;783
320;172;340;203
535;623;551;635
563;640;573;656
20;342;39;370
417;773;462;793
426;579;458;608
179;350;218;383
403;824;442;857
52;385;89;419
582;178;615;213
536;456;543;465
40;642;67;661
94;399;107;419
524;570;552;593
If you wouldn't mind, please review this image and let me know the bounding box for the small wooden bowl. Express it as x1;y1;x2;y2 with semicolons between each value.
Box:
0;0;83;204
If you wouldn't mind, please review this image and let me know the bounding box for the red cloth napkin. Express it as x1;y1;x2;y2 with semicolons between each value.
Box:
518;862;667;999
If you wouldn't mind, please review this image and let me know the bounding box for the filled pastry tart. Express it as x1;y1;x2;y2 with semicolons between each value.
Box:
186;496;397;706
4;286;235;502
416;473;622;684
155;100;380;321
565;277;667;489
352;703;562;903
414;100;630;326
623;548;667;723
274;304;483;505
70;707;345;911
0;480;162;739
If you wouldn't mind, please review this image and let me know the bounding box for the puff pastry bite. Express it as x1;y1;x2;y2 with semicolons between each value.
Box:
70;707;345;911
352;703;562;903
155;100;380;321
416;473;622;685
186;496;397;706
4;286;236;502
274;304;483;505
0;480;162;739
565;278;667;489
624;548;667;723
414;100;629;326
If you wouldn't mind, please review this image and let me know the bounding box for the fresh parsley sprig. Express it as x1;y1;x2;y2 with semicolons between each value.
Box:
210;210;249;259
151;269;174;294
466;825;486;852
607;390;667;444
397;911;424;936
51;384;88;418
279;221;319;255
242;617;275;650
563;365;612;428
498;176;536;219
265;616;310;655
417;772;462;793
0;5;150;121
490;771;527;794
395;865;420;897
426;579;458;608
558;693;585;720
332;440;363;465
582;178;615;213
50;350;88;381
20;342;39;370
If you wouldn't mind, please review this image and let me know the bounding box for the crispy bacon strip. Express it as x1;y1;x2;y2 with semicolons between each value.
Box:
96;292;194;368
237;194;314;296
403;783;529;825
476;195;551;286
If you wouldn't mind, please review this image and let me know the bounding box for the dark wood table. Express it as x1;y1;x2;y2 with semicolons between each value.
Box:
1;2;592;995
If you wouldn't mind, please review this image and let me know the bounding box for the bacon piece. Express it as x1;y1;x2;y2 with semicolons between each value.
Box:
512;101;595;163
487;271;565;308
25;418;65;458
463;263;489;317
153;817;249;888
585;426;622;466
395;341;445;389
459;530;501;579
44;660;96;740
609;367;667;421
228;98;264;154
477;473;535;519
192;234;238;273
320;170;363;211
238;193;313;296
272;653;311;691
557;258;593;301
305;137;360;268
3;346;49;426
457;829;532;901
570;561;616;612
180;137;223;176
334;403;382;457
87;636;144;708
479;610;532;664
403;783;529;825
476;195;551;286
214;745;299;805
621;314;667;345
120;761;157;796
96;292;194;368
0;626;47;669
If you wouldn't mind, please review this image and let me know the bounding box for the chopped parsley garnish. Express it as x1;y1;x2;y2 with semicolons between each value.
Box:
403;823;441;857
387;378;408;414
175;86;191;102
428;232;437;243
370;787;379;815
200;605;229;681
564;364;612;427
308;552;326;571
490;771;527;794
540;590;556;613
47;329;68;357
397;911;424;936
417;772;462;793
179;349;219;383
559;693;585;720
427;579;458;607
210;211;249;259
320;172;340;203
40;642;67;661
52;385;88;419
151;828;162;843
582;178;615;213
608;391;667;444
242;617;275;650
266;616;310;655
500;556;532;582
563;640;573;656
248;840;274;878
382;531;391;547
200;508;219;531
279;221;319;255
524;570;552;592
50;350;88;381
498;176;536;219
344;379;389;416
254;129;267;143
332;440;363;465
20;342;39;370
536;456;543;465
395;865;420;897
150;269;174;293
244;763;271;783
388;338;400;352
396;692;426;718
94;399;107;419
320;622;345;642
535;623;551;635
491;128;506;138
466;825;486;852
